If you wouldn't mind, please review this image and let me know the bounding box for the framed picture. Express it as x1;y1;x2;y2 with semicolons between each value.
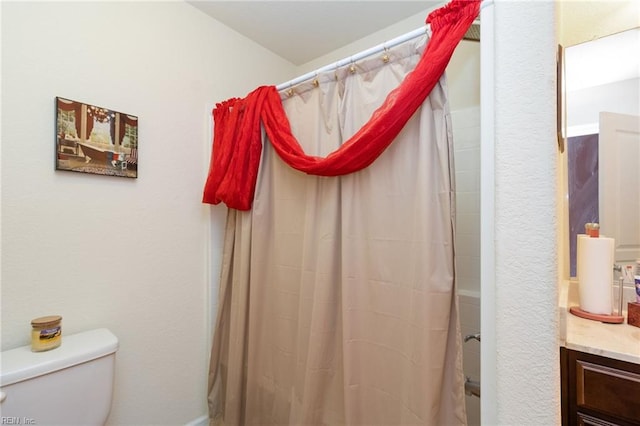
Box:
55;97;138;178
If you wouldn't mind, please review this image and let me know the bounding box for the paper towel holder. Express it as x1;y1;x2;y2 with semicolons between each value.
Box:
569;306;624;324
570;267;625;323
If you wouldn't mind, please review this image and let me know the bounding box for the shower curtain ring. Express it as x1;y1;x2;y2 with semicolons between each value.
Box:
382;45;390;63
349;59;356;74
286;83;294;97
312;73;319;88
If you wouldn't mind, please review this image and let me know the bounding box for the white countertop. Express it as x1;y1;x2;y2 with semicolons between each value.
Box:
559;280;640;364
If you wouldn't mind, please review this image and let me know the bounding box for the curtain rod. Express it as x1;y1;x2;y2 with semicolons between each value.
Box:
276;0;491;92
276;26;429;91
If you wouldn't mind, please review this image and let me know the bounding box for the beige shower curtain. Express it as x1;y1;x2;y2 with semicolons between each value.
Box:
208;36;466;426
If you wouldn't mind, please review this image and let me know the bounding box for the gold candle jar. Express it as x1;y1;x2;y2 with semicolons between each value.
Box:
31;315;62;352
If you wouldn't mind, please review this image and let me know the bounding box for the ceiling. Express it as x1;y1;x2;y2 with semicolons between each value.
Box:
186;1;441;65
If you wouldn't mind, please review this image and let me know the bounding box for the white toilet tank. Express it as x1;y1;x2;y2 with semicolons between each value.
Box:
0;328;118;426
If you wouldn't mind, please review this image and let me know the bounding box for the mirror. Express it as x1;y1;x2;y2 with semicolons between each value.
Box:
564;27;640;278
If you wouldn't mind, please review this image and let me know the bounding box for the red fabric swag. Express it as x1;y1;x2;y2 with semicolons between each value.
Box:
203;0;480;210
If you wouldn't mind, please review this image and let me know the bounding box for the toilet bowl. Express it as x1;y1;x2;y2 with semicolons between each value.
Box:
0;328;118;425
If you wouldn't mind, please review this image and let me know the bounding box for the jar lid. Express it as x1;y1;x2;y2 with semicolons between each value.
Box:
31;315;62;327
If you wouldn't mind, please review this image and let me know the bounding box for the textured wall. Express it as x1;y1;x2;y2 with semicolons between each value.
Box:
491;1;560;424
1;2;293;424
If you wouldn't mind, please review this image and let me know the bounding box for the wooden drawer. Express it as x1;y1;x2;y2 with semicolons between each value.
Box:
576;359;640;422
561;348;640;426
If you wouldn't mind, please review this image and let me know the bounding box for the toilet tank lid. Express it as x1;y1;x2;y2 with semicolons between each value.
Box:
1;328;119;387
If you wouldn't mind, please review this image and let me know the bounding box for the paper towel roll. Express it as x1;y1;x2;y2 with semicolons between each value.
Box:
575;234;590;282
577;236;614;315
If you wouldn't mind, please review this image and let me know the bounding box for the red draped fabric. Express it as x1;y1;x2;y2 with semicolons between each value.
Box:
57;98;83;137
118;114;139;144
203;0;480;210
85;114;94;141
56;98;77;112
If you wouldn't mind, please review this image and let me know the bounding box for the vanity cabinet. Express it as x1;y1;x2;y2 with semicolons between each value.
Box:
561;347;640;426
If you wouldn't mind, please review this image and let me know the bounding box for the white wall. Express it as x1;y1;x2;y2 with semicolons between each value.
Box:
0;2;294;424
